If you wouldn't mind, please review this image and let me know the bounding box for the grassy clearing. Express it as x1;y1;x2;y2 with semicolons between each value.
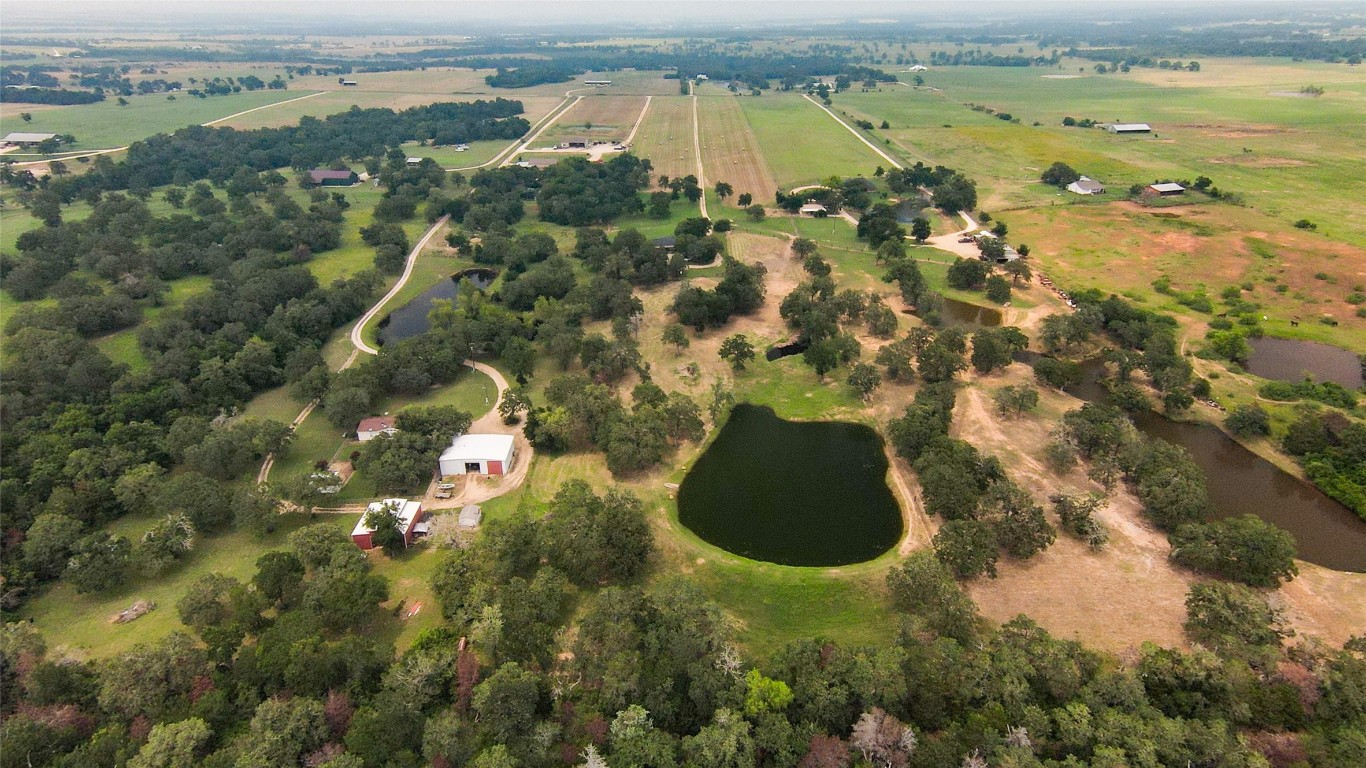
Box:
739;94;889;188
541;95;649;144
0;89;315;150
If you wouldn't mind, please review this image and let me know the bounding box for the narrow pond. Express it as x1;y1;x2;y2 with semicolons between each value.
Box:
677;404;903;566
1246;337;1363;389
377;269;495;346
1068;360;1366;572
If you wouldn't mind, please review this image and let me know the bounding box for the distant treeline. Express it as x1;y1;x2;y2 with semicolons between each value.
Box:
928;50;1062;68
484;64;579;89
41;99;528;200
0;86;104;105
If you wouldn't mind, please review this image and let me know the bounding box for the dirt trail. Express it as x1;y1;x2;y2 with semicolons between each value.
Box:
691;92;708;219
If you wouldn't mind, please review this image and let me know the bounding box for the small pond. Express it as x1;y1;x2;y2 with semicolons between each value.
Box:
377;269;495;346
1068;359;1366;572
940;297;1002;328
677;404;903;566
765;339;809;362
1245;337;1363;389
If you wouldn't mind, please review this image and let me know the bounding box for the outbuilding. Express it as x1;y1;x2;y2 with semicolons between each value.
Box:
584;79;613;86
515;156;560;168
341;79;358;86
561;137;589;149
458;504;483;529
908;64;929;72
1106;123;1151;134
652;236;677;251
439;434;516;476
799;202;828;216
1147;182;1186;196
308;169;359;187
1066;176;1106;195
352;498;423;550
356;415;398;441
405;157;424;166
2;132;57;147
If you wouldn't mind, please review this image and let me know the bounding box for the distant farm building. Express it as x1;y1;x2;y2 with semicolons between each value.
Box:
340;79;358;86
308;169;359;187
1147;182;1186;196
2;132;57;147
1066;177;1106;195
652;236;677;251
356;415;398;441
439;434;516;476
515;157;560;169
561;137;589;149
352;498;423;550
458;504;484;529
405;157;423;166
799;202;828;216
584;79;613;86
696;74;710;81
1106;123;1151;134
908;64;929;72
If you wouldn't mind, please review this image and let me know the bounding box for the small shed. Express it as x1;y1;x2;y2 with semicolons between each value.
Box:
352;498;423;550
799;202;828;216
1106;123;1151;134
458;505;483;529
1147;182;1185;196
341;79;358;86
584;79;613;86
1066;177;1106;195
2;132;58;147
561;137;589;149
309;169;358;187
356;415;398;441
439;434;516;476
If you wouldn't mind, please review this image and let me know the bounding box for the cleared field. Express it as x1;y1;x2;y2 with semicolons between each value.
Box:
631;95;695;181
835;61;1366;244
739;93;888;188
1011;201;1366;351
540;94;649;144
0;89;317;150
218;89;564;131
696;96;777;209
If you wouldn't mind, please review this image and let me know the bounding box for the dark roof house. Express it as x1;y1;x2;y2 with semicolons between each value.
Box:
308;169;359;186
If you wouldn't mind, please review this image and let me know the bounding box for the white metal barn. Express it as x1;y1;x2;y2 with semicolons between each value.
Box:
439;434;516;476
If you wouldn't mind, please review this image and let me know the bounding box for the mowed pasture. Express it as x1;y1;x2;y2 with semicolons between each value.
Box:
0;88;319;150
739;93;888;189
631;96;696;181
540;94;650;144
835;60;1366;244
696;95;777;208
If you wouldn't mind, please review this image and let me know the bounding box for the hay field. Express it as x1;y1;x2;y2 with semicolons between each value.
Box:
631;95;696;180
739;93;888;189
541;94;649;144
697;95;777;207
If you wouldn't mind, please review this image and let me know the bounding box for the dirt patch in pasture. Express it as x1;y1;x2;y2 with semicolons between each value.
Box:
1207;155;1309;168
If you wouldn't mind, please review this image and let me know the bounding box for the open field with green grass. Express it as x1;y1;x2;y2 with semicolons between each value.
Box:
0;89;318;150
830;59;1366;244
739;93;890;188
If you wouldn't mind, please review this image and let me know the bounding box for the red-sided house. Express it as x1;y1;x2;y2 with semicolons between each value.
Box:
352;498;423;550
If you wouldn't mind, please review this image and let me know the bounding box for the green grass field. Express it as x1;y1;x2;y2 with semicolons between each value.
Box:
0;89;318;150
739;94;891;188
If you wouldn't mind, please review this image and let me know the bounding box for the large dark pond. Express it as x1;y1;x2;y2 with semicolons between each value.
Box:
677;404;903;566
1069;360;1366;572
1246;337;1363;389
377;269;495;346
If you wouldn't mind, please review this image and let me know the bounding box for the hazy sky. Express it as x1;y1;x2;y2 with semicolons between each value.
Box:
5;0;1359;33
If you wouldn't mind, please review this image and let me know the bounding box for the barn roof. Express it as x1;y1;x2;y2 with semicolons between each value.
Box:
440;434;515;463
357;415;396;433
3;132;57;143
353;498;422;537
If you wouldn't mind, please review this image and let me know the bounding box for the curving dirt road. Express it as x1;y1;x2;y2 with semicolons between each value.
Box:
351;215;450;356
